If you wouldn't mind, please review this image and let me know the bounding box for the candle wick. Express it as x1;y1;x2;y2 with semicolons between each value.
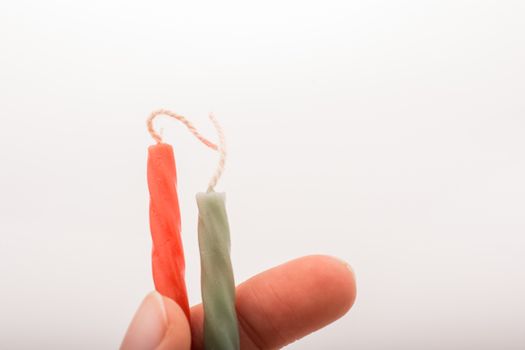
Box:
207;113;227;192
147;109;218;150
146;109;227;191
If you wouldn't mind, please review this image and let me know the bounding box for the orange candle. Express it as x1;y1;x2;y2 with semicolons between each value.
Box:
147;142;190;321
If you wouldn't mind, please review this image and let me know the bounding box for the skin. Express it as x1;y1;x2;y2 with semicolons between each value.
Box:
121;255;357;350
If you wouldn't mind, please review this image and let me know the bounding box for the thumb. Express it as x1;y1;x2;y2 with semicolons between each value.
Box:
121;291;191;350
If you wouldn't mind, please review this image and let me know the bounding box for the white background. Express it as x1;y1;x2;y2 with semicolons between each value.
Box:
1;1;524;349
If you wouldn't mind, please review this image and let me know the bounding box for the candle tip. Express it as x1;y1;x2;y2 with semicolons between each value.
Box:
146;109;227;191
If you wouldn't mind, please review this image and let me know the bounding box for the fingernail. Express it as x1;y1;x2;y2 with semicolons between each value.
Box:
335;257;355;275
120;291;168;350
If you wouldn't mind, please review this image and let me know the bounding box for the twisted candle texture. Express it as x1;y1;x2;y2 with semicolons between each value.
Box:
147;143;191;320
197;191;240;350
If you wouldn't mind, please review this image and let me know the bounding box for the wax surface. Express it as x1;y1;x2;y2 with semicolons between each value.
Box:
147;143;190;321
196;191;240;350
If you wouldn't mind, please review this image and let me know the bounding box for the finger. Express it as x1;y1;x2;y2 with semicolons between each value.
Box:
190;255;356;350
121;291;191;350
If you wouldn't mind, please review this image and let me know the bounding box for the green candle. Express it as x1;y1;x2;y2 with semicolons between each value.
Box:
197;191;240;350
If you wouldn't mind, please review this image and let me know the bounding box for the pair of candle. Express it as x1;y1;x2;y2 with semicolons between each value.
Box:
146;110;239;350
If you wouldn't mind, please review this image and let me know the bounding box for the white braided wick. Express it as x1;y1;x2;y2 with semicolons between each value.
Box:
147;109;226;191
147;109;218;150
207;113;226;192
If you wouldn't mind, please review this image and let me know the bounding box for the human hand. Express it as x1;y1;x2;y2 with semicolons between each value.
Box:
120;255;356;350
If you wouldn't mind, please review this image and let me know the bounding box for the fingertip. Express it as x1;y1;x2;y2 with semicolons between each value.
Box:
308;255;357;316
276;255;356;325
236;255;357;349
121;291;191;350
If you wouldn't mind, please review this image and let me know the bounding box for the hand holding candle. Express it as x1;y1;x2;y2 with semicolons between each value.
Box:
121;110;357;350
122;256;356;350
